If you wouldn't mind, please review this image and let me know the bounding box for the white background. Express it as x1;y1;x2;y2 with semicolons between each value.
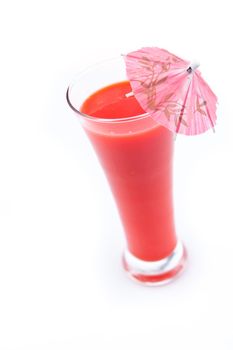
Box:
0;0;233;349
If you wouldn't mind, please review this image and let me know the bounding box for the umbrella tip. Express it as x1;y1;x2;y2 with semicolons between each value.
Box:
187;60;200;73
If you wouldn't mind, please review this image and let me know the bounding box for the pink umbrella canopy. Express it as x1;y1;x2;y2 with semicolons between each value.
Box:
124;47;217;135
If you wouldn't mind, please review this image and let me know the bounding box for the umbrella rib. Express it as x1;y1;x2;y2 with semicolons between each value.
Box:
198;80;216;131
176;78;192;134
205;105;215;130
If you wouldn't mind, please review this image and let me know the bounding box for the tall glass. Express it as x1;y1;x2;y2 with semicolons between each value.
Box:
66;57;186;285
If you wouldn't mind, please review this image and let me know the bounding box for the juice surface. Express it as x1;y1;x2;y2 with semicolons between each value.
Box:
81;81;145;118
81;81;177;261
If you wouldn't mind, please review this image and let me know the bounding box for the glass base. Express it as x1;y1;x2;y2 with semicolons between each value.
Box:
122;241;187;286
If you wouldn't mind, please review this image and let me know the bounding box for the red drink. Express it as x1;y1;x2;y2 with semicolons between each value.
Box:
67;57;186;285
81;81;177;261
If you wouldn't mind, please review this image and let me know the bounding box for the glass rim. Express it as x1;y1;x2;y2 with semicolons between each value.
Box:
66;56;150;124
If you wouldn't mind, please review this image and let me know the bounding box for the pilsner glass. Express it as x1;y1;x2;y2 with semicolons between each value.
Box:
66;57;186;285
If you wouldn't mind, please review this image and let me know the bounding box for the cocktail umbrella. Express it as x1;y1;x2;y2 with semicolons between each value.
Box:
124;47;217;135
